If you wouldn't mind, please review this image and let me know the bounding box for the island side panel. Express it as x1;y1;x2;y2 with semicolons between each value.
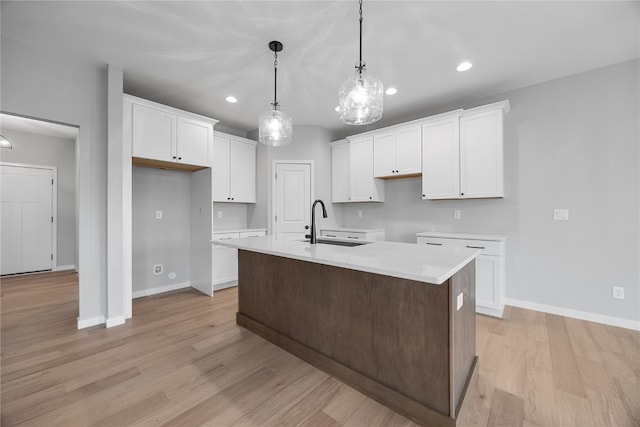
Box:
237;250;451;416
449;260;477;416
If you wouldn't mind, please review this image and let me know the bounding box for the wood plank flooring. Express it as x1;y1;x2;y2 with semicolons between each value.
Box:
1;271;639;426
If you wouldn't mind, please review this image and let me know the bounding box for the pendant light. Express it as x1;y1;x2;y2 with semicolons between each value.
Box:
338;0;383;125
0;135;12;149
259;41;292;146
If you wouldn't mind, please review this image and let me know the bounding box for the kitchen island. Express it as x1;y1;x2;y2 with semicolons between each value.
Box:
215;235;479;426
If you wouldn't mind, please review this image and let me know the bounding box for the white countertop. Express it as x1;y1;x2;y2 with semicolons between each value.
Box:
214;234;479;285
416;231;507;242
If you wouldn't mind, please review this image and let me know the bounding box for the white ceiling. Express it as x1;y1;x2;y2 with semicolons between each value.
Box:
1;1;638;137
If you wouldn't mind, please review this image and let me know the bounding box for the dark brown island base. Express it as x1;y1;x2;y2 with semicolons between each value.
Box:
235;249;477;427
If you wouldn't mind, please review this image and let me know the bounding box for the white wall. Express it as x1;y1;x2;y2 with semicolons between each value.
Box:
1;36;109;327
247;126;342;232
132;166;192;294
0;129;77;268
340;59;640;325
212;203;248;231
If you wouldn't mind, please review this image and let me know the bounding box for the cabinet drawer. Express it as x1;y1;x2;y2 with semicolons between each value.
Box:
417;236;502;256
320;230;365;240
212;232;240;242
239;230;266;238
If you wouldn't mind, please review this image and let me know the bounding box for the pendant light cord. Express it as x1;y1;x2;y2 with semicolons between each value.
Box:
357;0;364;76
273;51;279;109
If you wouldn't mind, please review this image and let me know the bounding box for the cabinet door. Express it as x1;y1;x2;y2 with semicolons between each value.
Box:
460;110;504;198
395;125;422;175
229;140;256;203
177;117;213;167
475;254;500;311
212;246;238;286
132;104;175;161
331;142;350;203
349;136;375;201
421;117;460;199
212;136;231;201
373;132;396;177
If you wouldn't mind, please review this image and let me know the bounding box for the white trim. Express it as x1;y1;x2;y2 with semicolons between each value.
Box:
476;305;504;318
55;264;77;272
213;281;237;291
77;315;105;329
505;298;640;331
271;160;315;236
106;315;126;328
132;281;191;299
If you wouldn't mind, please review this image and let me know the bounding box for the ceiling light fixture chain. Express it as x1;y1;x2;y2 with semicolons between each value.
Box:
357;0;363;75
272;49;279;109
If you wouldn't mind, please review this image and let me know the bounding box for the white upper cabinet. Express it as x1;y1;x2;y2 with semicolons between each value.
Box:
349;136;385;202
459;105;506;198
422;101;509;200
421;111;462;200
126;95;217;170
331;138;384;203
373;125;421;178
331;140;350;203
212;133;256;203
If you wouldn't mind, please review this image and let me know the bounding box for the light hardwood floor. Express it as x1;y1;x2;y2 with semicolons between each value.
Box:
1;271;638;426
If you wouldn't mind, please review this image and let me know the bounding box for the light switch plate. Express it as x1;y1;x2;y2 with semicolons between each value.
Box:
155;210;163;220
217;211;223;219
454;210;461;220
456;292;464;310
553;209;569;220
357;210;363;218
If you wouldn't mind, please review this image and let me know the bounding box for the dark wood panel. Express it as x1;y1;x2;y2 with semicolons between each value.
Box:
238;250;453;416
450;261;477;415
237;313;455;427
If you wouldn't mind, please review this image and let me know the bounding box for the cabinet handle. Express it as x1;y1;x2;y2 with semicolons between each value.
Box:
219;237;233;240
178;157;182;160
422;194;426;197
325;234;337;237
466;245;485;250
347;236;359;239
461;192;465;196
172;156;177;159
426;242;442;246
369;196;372;199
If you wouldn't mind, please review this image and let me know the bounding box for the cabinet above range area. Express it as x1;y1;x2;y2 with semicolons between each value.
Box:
331;100;510;203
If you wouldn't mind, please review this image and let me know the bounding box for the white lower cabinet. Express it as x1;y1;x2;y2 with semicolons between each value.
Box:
416;232;506;317
212;229;266;290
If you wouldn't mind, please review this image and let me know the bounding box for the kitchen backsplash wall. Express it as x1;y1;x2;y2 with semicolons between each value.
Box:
212;202;248;231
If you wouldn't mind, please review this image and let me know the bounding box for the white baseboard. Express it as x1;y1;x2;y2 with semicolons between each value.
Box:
106;315;126;328
132;282;191;299
55;264;77;272
213;280;238;292
505;298;640;331
476;305;504;318
77;315;105;329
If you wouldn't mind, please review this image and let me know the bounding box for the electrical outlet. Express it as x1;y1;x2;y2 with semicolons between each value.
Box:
454;210;461;220
168;272;176;280
357;210;363;218
612;286;625;300
155;210;163;220
456;292;464;310
553;209;569;220
153;264;163;275
217;211;223;219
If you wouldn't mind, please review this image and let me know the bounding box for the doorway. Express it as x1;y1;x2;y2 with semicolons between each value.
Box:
272;161;314;239
0;164;56;275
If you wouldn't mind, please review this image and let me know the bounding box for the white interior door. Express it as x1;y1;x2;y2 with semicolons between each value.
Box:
1;164;54;275
273;162;312;240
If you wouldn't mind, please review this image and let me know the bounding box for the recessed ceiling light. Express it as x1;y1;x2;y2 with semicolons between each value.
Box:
385;87;398;96
457;62;473;72
334;106;340;112
225;95;238;103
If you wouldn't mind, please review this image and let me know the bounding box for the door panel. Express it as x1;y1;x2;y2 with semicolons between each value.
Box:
177;117;212;167
132;104;175;161
274;163;311;240
422;117;460;199
1;165;53;275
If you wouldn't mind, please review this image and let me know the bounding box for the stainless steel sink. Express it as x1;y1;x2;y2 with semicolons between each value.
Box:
302;238;371;247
